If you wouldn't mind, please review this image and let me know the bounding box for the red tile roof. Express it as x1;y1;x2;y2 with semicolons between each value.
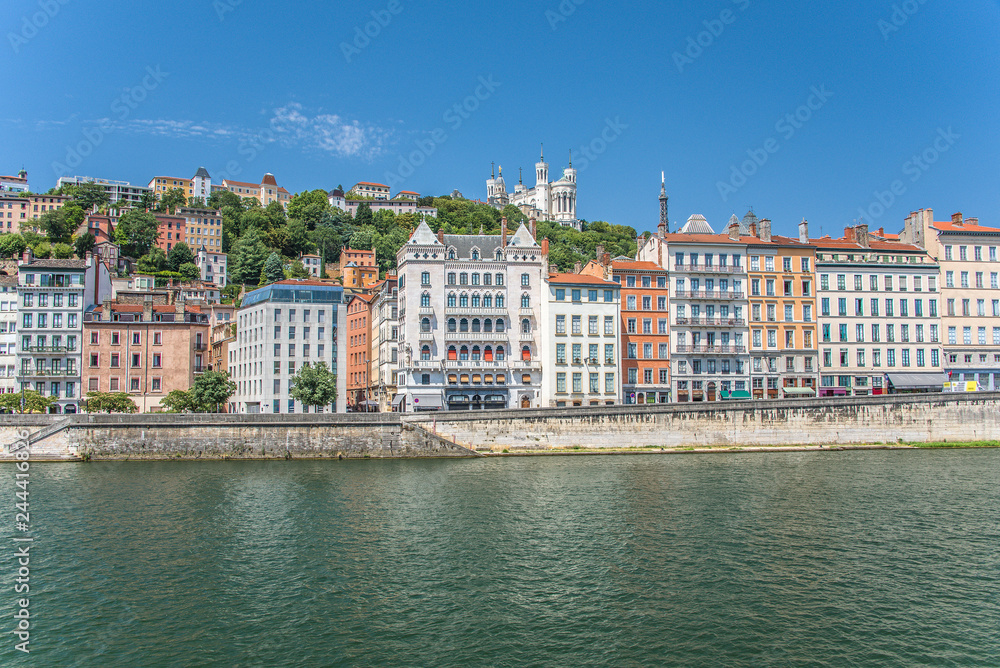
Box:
355;182;389;187
932;220;1000;233
547;273;619;286
610;260;667;272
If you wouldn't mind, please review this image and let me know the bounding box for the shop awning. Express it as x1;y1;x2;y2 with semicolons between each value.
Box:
411;394;444;410
722;390;752;400
886;372;949;391
782;387;816;396
392;394;405;408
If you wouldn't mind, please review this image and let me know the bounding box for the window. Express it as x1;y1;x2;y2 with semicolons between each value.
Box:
571;316;582;335
605;344;615;364
604;316;614;335
131;353;140;368
555;288;565;301
589;316;598;335
556;344;566;364
132;332;141;345
521;273;530;287
556;373;566;393
555;315;565;334
572;373;582;393
572;289;582;302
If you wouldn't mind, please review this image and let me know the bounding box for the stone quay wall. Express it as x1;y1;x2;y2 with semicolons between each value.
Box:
1;393;998;460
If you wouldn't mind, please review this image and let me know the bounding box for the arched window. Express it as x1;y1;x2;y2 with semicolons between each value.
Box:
460;318;469;332
421;293;430;307
460;293;469;308
459;346;469;361
421;317;431;332
521;294;530;308
471;345;481;361
521;318;530;334
521;345;531;361
447;292;456;308
496;346;506;361
484;346;494;361
484;319;493;333
447;318;457;333
421;345;430;361
496;294;505;308
472;319;481;333
472;294;481;308
496;318;505;332
448;345;457;361
483;294;492;308
449;249;456;259
495;250;503;261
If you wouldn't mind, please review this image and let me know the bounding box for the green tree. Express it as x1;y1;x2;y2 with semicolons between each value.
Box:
0;390;56;414
72;182;110;211
264;200;287;230
208;189;243;211
73;232;96;258
282;218;314;257
160;389;197;413
260;252;285;285
0;233;27;258
32;241;51;259
288;189;334;230
229;227;270;285
115;209;160;258
84;391;138;413
187;197;207;209
157;187;187;213
138;191;156;212
52;242;74;259
189;371;236;413
290;362;338;410
137;246;167;274
348;225;377;252
285;260;309;279
166;241;195;271
39;204;83;242
179;262;201;282
354;201;374;228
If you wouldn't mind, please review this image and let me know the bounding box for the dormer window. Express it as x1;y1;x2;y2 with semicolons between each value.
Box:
472;250;480;260
496;250;503;260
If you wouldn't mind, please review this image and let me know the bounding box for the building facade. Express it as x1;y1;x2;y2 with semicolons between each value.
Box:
195;247;228;287
84;299;210;412
179;207;224;252
0;276;17;398
221;173;290;208
900;209;1000;390
395;220;546;412
57;176;151;205
154;213;186;253
815;224;945;396
540;273;621;407
340;248;379;289
16;253;111;413
346;293;372;409
0;194;30;233
1;169;29;193
230;280;347;414
369;276;399;412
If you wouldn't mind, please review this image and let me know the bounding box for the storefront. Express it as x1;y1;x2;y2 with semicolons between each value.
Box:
885;372;948;394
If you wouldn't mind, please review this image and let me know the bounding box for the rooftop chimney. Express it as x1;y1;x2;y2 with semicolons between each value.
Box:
529;217;537;240
966;217;979;226
142;296;153;322
437;228;445;244
748;222;757;237
501;217;508;248
541;238;549;256
595;244;605;260
760;218;772;243
657;219;667;239
798;219;809;244
951;212;963;226
102;297;112;321
549;263;558;274
573;261;582;274
844;226;855;242
856;224;870;249
175;295;185;317
728;222;740;241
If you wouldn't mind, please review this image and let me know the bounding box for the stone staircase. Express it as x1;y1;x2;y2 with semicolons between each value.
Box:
0;417;81;461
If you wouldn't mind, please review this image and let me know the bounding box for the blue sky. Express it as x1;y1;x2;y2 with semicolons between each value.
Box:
2;0;998;237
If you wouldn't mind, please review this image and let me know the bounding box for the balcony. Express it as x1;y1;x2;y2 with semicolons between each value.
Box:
518;307;534;317
25;346;74;354
444;307;507;317
445;360;507;370
193;366;206;374
674;345;747;355
17;370;77;379
519;331;534;342
674;317;746;327
674;290;745;300
193;342;208;352
674;263;743;274
511;360;542;370
418;306;435;315
419;330;434;342
445;331;508;342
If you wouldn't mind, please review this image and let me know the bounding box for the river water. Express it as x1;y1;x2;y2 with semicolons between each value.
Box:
1;450;997;666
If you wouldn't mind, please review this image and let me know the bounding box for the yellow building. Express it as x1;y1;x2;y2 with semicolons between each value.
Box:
221;173;290;207
148;176;193;198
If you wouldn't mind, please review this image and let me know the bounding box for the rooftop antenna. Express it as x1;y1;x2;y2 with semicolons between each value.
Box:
540;143;544;161
569;149;572;168
491;161;495;179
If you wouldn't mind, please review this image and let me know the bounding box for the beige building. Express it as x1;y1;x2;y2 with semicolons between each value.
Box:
221;173;290;207
900;209;1000;390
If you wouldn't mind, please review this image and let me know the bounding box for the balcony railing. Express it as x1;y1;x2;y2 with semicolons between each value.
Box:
193;343;207;351
674;290;745;300
674;317;746;327
674;345;747;355
17;370;77;379
445;331;508;342
25;346;74;354
193;366;206;373
444;307;507;316
674;263;743;274
445;360;506;369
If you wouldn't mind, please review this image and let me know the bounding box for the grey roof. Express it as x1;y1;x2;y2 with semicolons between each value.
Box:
444;234;502;259
408;222;443;246
193;166;211;179
0;275;17;286
21;258;88;269
741;209;759;231
680;214;715;235
508;222;539;247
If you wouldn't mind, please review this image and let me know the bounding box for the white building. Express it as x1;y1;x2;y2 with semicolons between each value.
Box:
395;220;547;412
540;273;621;407
196;247;228;287
191;167;212;202
0;169;29;193
230;280;347;414
486;148;579;229
56;176;152;206
0;276;17;399
16;253;111;413
814;224;946;396
300;254;322;278
370;275;399;412
328;187;437;219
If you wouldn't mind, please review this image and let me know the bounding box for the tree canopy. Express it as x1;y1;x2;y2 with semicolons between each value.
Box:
84;391;138;413
115;209;160;258
290;362;338;409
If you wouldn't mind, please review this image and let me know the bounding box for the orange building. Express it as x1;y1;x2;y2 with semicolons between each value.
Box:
340;248;379;288
154;213;186;253
582;248;671;404
346;293;373;409
83;298;210;412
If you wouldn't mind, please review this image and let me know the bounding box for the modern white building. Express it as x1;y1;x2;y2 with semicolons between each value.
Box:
16;252;112;413
0;169;29;193
540;273;621;407
56;176;152;206
0;276;17;399
395;220;547;412
230;280;347;414
814;224;945;396
486;148;579;229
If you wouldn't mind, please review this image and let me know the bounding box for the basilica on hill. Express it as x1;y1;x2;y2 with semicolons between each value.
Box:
486;146;580;230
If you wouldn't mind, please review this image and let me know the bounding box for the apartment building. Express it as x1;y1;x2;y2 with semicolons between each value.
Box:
57;176;151;206
814;224;944;396
195;247;228;287
1;169;29;193
639;215;750;402
328;186;437;218
369;276;399;412
154;213;186;253
581;252;670;405
84;298;210;412
0;194;29;233
746;219;819;398
16;253;111;413
221;173;291;208
540;272;621;407
395;220;546;412
900;209;1000;390
340;248;379;289
230;280;347;414
346;293;373;409
301;253;322;278
179;207;224;252
0;276;17;397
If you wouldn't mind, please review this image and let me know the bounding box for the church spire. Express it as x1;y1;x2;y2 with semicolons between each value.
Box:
568;149;572;168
